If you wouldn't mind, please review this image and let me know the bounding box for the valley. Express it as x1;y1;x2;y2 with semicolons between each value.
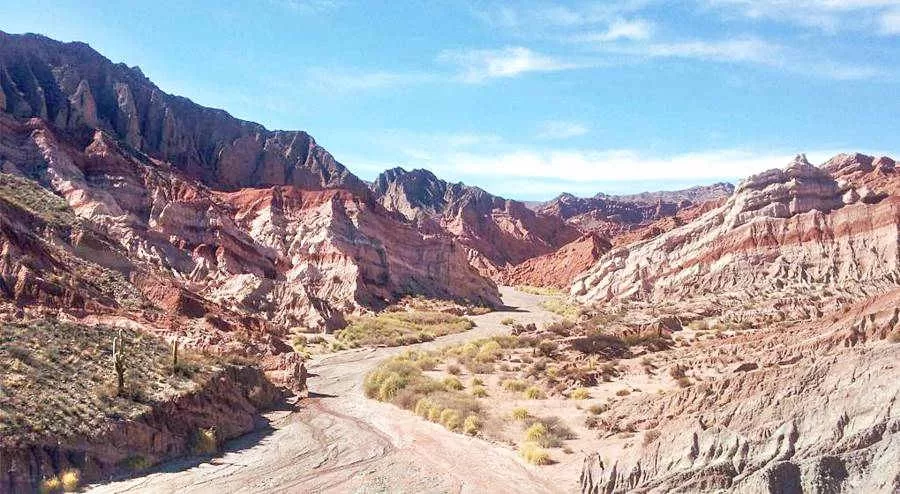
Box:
0;28;897;494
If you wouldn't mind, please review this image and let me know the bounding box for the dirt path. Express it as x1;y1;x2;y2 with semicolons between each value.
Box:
87;287;575;494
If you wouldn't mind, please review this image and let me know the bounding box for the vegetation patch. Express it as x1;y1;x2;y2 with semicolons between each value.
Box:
337;311;474;348
515;285;565;297
0;320;216;443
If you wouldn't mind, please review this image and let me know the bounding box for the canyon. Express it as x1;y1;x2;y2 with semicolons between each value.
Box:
0;30;897;494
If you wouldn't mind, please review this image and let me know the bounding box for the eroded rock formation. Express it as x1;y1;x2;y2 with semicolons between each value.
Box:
372;167;580;276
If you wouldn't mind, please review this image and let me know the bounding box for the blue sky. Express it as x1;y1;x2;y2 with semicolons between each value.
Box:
2;0;899;200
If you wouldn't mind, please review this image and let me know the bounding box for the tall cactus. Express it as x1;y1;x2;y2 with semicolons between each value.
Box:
171;337;179;375
113;329;126;396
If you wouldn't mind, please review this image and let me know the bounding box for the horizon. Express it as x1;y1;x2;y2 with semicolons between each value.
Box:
1;0;898;200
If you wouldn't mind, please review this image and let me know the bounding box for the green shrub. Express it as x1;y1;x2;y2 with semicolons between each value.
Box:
524;423;548;442
472;385;488;397
519;442;551;465
463;415;481;435
502;379;528;392
443;376;464;391
524;386;545;399
512;407;529;420
570;388;590;400
440;409;462;430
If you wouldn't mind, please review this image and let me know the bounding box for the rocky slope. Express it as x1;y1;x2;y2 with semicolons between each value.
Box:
580;287;900;493
0;32;499;335
372;167;580;275
498;233;611;289
573;154;899;311
575;153;900;492
537;183;734;239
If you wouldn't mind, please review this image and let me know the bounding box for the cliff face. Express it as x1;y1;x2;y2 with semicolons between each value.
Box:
0;31;367;194
0;33;500;334
573;154;900;307
372;167;580;275
575;154;900;493
497;233;611;289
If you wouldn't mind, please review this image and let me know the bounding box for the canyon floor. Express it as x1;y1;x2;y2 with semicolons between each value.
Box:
87;287;575;494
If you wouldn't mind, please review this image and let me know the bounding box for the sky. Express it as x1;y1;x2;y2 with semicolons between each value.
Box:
2;0;899;200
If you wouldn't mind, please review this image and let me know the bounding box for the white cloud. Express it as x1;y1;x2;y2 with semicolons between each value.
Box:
703;0;900;33
346;146;870;199
637;38;782;64
437;46;581;83
570;19;654;42
537;121;590;139
470;1;653;28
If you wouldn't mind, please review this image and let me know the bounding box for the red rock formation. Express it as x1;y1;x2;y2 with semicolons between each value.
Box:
498;233;611;289
573;154;900;306
372;167;580;276
535;183;734;239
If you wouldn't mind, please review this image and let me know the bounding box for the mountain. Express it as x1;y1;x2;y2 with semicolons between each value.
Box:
573;153;900;491
0;31;367;195
372;167;581;275
0;31;500;336
497;233;611;289
572;154;898;312
536;182;734;239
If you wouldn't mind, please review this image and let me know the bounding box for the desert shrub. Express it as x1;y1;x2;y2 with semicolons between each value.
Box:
524;422;548;442
191;427;218;455
676;376;692;388
537;341;558;357
615;389;631;397
519;442;551;465
337;311;474;348
512;407;529;420
540;299;584;318
447;364;462;375
463;415;481;435
440;409;462;430
472;385;488;397
60;470;80;492
584;415;601;429
545;319;576;336
491;335;522;348
476;340;502;363
587;403;608;415
570;388;591;400
502;379;528;392
570;334;630;357
501;317;516;326
471;377;484;386
524;386;545;399
443;376;464;391
516;285;564;296
40;476;62;493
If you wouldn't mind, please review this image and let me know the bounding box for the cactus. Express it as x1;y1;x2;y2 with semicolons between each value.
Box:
113;329;126;396
171;338;179;375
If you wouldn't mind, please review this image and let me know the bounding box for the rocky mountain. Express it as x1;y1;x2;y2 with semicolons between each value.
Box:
0;31;500;338
0;31;368;195
497;233;611;289
372;167;580;275
573;154;898;310
537;182;734;239
574;153;900;491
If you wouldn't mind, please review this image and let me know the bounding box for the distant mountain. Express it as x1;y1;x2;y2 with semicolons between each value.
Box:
535;182;734;239
372;167;581;275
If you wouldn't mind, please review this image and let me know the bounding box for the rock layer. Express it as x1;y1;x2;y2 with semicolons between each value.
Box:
372;167;580;275
498;233;611;289
573;154;900;306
